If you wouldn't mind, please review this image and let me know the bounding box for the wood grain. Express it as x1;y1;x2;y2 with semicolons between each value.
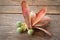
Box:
0;0;60;14
0;14;60;40
0;6;60;14
0;0;60;5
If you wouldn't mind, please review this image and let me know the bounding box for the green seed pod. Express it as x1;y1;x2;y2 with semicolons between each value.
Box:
17;27;23;33
16;21;22;27
27;29;34;35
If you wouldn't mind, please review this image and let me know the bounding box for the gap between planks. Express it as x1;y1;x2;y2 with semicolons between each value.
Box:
0;13;60;15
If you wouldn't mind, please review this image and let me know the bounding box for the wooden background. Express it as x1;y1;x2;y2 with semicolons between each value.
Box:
0;0;60;40
0;0;60;14
0;14;60;40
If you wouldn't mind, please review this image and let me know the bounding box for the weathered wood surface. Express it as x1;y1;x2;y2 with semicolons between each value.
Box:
0;0;60;5
0;6;60;14
0;14;60;40
0;0;60;13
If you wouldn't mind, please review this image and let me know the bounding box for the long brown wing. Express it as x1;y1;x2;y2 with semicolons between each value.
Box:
21;1;31;29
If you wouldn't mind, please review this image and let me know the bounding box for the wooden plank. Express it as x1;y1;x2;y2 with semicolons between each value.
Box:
0;0;19;6
0;14;60;40
0;0;60;5
0;6;60;14
0;6;21;13
0;14;24;26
